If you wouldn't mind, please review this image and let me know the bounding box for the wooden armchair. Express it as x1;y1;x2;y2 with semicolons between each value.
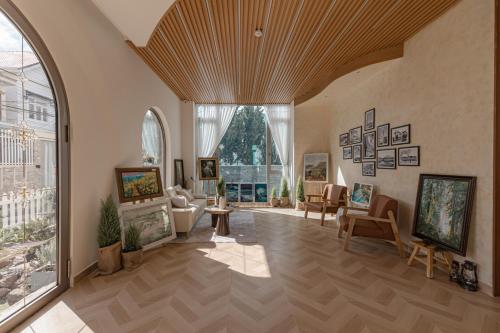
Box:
304;184;347;226
338;194;404;257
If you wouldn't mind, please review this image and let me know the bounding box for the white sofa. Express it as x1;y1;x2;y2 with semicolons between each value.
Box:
167;189;207;237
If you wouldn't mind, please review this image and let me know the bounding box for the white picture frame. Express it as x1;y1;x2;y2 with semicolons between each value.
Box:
303;153;329;182
351;182;374;208
118;198;176;251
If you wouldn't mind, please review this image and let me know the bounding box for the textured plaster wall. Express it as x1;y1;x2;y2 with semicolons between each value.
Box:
297;0;495;287
12;0;183;280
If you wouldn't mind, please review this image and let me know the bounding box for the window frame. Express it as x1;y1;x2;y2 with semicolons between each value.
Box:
142;108;167;186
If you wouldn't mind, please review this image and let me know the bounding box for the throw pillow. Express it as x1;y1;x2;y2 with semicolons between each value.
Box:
166;187;177;198
170;195;188;208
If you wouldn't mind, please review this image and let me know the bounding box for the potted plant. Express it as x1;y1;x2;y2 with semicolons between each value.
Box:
295;176;305;211
217;176;226;209
270;186;280;207
122;224;143;271
97;195;122;275
280;177;290;207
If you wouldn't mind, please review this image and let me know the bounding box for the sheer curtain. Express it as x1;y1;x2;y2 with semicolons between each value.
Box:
263;104;292;179
142;110;163;166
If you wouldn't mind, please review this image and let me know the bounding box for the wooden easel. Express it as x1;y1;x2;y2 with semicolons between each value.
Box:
407;241;453;278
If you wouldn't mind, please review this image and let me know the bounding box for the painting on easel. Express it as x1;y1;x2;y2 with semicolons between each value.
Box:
115;167;163;203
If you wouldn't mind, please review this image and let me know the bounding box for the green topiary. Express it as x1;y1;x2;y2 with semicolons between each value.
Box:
280;177;289;198
123;224;142;253
217;176;225;196
98;195;121;248
296;176;305;202
271;186;277;199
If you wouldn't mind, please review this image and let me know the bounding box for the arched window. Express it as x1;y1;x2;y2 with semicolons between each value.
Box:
142;109;166;183
0;3;69;330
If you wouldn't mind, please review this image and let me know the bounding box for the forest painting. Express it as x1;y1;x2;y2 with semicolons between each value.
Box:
413;174;476;255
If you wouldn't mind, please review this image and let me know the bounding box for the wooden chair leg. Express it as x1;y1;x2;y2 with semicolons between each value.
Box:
304;206;309;219
320;207;326;226
407;245;419;266
337;219;344;238
343;218;355;251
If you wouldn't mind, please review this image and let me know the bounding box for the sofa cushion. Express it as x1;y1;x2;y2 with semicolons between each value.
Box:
166;186;177;198
171;195;188;208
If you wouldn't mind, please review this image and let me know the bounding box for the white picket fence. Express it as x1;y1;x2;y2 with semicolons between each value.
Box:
0;187;55;228
0;128;34;165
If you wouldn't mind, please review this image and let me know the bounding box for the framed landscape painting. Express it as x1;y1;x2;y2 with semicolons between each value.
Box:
353;145;362;163
349;126;362;144
362;161;376;177
377;123;390;147
343;147;352;160
339;133;349;146
391;124;411;145
398;146;420;166
240;184;253;202
304;153;328;182
377;149;396;169
226;183;239;202
115;167;163;203
412;174;476;255
365;108;375;130
254;183;268;203
119;198;176;251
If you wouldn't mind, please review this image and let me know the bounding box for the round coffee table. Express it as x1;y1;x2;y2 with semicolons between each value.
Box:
204;206;234;236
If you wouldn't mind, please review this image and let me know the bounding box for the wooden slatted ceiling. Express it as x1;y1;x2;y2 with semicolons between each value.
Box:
128;0;458;105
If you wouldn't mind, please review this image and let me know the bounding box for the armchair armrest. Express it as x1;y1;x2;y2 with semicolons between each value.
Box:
306;194;323;202
194;193;208;199
343;206;369;212
345;214;391;223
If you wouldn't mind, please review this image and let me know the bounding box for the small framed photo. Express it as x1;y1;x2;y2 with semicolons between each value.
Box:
377;149;397;169
398;146;420;166
391;124;411;145
339;133;349;146
343;146;352;160
363;131;376;159
365;108;375;130
353;144;362;163
198;157;219;180
349;126;362;144
362;162;376;177
377;123;390;147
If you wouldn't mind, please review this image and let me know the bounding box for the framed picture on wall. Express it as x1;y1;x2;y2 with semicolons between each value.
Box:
362;162;376;177
198;157;219;180
349;126;362;144
377;149;397;169
365;108;375;130
353;145;362;163
115;167;164;203
303;153;328;182
377;123;390;147
391;124;411;145
240;184;253;202
226;183;239;202
339;133;349;146
343;147;352;160
363;131;376;159
174;159;185;187
398;146;420;166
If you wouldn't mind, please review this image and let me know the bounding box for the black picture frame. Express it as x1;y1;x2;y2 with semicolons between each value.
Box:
353;144;362;163
174;159;185;187
377;149;396;169
198;157;219;180
339;133;349;146
349;126;362;144
365;108;375;130
391;124;411;145
377;123;390;147
412;174;476;256
362;162;376;177
343;146;352;160
362;131;376;159
398;146;420;166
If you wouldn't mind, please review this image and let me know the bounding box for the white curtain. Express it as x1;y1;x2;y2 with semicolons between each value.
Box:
142;110;163;166
264;104;292;179
196;104;237;157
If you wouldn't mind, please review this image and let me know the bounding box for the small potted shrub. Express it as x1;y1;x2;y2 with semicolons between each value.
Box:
280;177;290;207
217;176;227;208
122;224;143;271
270;186;280;207
97;195;122;275
295;176;305;211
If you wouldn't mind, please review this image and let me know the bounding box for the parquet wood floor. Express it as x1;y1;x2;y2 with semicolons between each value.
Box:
14;209;500;333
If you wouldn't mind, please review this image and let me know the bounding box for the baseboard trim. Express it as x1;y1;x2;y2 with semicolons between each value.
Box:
73;261;98;284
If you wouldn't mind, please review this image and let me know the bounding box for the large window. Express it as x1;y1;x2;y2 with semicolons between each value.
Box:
142;109;166;184
0;5;69;329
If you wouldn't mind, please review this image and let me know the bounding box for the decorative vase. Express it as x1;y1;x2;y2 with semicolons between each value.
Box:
280;197;290;207
219;196;227;209
295;201;305;211
271;198;280;207
97;241;122;275
122;249;143;271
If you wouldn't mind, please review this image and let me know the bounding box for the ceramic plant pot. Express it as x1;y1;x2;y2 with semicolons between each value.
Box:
97;241;122;275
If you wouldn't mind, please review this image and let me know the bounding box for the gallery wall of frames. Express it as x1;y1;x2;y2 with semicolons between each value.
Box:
339;108;420;177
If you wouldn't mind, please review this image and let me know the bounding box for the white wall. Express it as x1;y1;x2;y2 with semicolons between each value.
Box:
11;0;183;280
297;0;495;288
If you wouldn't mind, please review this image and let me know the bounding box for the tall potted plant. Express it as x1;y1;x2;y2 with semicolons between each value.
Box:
280;177;290;207
295;176;305;211
217;176;226;208
97;195;122;274
270;186;279;207
122;224;143;271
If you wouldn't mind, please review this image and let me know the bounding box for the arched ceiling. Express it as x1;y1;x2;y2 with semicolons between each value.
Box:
127;0;458;105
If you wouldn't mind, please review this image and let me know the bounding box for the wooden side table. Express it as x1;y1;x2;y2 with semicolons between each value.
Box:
204;206;233;236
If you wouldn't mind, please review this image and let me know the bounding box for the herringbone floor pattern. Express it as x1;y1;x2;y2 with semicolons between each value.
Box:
14;209;500;333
